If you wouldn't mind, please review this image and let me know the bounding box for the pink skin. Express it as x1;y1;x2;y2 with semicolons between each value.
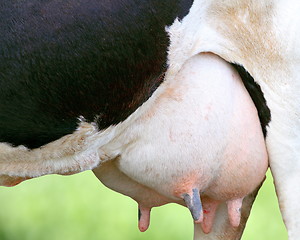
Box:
138;206;151;232
227;198;243;227
93;53;268;234
201;199;220;234
93;161;178;232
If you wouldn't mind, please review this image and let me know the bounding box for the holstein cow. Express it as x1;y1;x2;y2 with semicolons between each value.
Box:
0;0;295;239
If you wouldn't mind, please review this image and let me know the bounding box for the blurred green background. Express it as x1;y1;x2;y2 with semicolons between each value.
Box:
0;169;287;240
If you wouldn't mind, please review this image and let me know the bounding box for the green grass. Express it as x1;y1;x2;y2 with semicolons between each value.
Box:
0;170;287;240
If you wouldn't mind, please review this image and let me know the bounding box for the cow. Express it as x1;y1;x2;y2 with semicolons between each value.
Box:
0;0;298;239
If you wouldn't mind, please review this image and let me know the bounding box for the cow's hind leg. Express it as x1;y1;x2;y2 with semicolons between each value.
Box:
267;120;300;240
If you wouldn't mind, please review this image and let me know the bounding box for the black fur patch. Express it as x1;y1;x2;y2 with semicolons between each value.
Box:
0;0;193;148
231;64;271;137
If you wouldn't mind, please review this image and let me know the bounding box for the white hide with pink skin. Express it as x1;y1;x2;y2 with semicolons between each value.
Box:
165;1;300;239
93;53;268;234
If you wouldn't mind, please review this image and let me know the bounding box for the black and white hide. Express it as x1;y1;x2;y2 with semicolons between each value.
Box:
1;1;299;240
